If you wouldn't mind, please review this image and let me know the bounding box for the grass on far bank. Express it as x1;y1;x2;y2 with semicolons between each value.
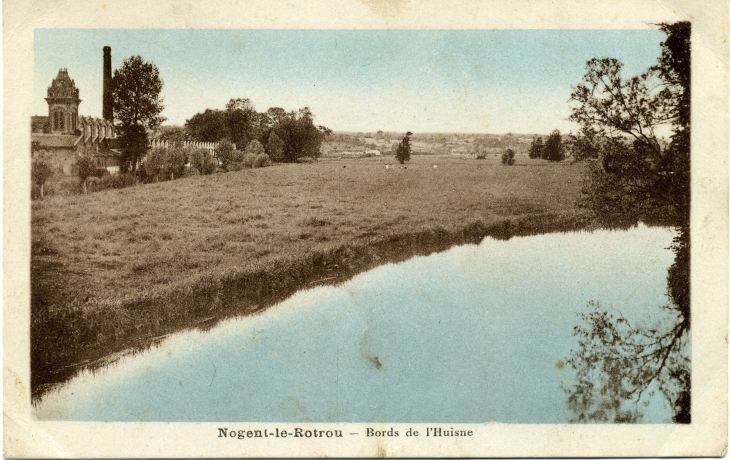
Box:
31;154;589;398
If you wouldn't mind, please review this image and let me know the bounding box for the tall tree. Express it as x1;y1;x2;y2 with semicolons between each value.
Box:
568;36;688;225
528;136;544;159
273;108;331;162
396;131;412;164
112;56;166;172
185;109;229;142
118;124;148;173
263;107;287;134
542;130;565;162
225;98;258;147
567;126;602;162
566;22;691;423
266;131;285;162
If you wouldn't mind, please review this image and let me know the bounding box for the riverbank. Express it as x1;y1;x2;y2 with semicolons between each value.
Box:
31;155;590;398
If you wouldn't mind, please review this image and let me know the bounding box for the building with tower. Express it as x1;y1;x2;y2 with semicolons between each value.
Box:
45;68;80;134
31;47;119;174
32;46;220;175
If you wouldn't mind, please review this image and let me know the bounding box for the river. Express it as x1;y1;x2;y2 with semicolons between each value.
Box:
35;224;679;422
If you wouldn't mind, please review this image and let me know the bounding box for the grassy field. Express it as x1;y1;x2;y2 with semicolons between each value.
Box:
32;154;590;397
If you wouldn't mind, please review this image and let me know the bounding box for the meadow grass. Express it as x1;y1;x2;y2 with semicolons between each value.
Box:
31;155;589;397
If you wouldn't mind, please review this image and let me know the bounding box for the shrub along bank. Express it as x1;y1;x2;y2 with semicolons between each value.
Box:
31;143;274;199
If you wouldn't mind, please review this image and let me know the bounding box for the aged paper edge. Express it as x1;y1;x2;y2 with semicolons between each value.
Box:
3;0;728;457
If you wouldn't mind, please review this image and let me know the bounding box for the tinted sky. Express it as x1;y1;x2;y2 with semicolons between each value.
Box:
35;29;664;134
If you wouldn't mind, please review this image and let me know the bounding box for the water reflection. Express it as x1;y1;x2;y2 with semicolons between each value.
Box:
35;225;678;423
565;229;690;423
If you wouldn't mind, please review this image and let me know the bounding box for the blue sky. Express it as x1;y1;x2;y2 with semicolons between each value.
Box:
34;29;664;134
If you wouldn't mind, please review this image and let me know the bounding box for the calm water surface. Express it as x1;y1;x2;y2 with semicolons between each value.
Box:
35;225;678;422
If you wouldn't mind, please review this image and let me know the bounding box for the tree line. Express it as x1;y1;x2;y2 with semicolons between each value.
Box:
528;130;565;162
183;101;332;164
31;55;334;198
106;56;332;172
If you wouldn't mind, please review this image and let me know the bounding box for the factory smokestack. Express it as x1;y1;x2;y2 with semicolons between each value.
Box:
103;46;113;121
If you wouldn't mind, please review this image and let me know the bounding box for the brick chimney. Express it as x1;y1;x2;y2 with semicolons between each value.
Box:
103;46;113;121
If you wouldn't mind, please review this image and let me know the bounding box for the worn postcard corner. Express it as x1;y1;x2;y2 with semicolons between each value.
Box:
3;0;729;457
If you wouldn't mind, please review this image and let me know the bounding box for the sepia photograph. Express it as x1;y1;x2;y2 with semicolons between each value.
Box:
30;27;692;424
4;0;728;457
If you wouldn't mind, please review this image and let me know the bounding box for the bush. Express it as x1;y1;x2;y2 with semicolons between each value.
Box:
216;139;239;171
142;147;187;181
164;148;187;180
190;148;216;175
501;149;515;166
74;155;97;194
92;167;110;178
241;153;257;168
476;153;486;160
31;156;54;199
142;147;166;182
87;173;137;193
253;153;271;168
245;139;265;156
39;174;78;198
86;176;102;191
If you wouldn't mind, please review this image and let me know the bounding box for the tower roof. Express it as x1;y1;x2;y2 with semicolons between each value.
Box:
46;68;80;100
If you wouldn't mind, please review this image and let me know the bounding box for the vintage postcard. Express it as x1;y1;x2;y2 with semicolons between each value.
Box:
4;0;728;457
